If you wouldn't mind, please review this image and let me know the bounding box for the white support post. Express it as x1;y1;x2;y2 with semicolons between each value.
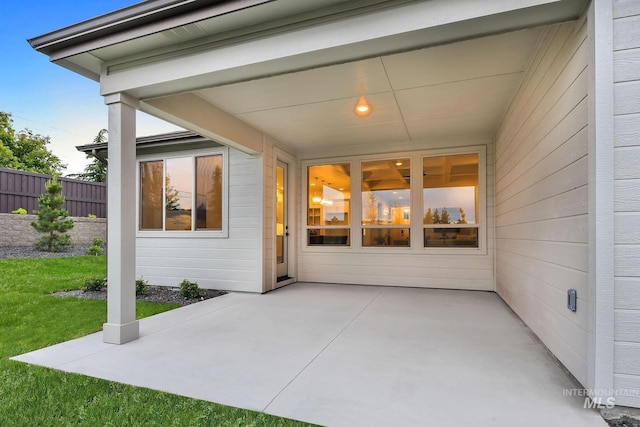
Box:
103;93;139;344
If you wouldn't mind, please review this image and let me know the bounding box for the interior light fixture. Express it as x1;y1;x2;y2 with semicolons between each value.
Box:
354;95;372;117
312;177;322;204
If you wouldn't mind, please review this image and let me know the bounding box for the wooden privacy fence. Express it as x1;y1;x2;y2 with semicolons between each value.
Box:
0;168;106;218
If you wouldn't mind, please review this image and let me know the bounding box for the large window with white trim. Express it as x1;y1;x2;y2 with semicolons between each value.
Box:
306;163;351;246
422;153;479;248
139;151;225;234
361;158;411;247
305;147;484;251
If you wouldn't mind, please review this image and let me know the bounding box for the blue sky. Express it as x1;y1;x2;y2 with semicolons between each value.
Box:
2;1;181;174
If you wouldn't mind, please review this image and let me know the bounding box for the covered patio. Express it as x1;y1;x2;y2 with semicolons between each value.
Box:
13;283;605;426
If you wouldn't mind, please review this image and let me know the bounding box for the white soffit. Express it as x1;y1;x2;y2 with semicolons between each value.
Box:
195;27;544;152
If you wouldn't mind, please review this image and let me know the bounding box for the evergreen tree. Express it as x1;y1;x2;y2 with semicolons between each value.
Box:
423;207;434;224
31;176;74;252
433;208;441;224
457;208;467;224
67;129;107;182
440;207;451;224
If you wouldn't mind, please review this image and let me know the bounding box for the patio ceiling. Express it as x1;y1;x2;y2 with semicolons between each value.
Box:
192;27;544;154
29;0;588;155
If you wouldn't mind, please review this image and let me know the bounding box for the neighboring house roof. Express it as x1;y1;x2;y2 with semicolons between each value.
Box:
76;130;211;161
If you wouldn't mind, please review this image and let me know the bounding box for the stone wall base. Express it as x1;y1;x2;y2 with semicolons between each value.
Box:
0;213;106;247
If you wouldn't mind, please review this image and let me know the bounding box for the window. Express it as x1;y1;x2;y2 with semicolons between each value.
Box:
361;158;410;247
139;152;224;233
307;163;350;245
423;153;479;248
304;148;484;252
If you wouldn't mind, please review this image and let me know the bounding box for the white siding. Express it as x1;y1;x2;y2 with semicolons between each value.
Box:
297;136;495;290
613;0;640;408
136;147;263;292
495;21;589;385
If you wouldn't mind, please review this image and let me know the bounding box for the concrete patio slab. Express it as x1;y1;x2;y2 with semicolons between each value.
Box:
12;283;606;426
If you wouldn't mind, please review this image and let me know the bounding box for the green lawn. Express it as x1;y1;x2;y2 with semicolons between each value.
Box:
0;256;311;426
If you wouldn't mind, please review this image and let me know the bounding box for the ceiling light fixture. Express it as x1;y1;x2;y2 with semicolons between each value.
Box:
354;95;372;117
312;177;322;204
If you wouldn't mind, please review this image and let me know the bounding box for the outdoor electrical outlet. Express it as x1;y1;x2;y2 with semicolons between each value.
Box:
567;289;577;312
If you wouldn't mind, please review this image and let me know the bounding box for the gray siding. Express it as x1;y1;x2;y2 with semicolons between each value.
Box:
613;0;640;408
495;21;589;385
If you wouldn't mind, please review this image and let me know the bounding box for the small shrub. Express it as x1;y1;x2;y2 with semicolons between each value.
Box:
11;208;27;215
86;245;103;256
136;277;149;295
86;237;104;256
179;279;200;299
83;277;106;292
87;213;97;218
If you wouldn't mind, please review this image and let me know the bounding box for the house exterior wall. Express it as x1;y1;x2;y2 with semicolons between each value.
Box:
136;147;263;292
495;20;589;385
612;0;640;408
296;136;495;290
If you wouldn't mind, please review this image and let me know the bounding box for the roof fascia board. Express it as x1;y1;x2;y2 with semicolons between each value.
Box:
30;0;273;56
97;0;403;70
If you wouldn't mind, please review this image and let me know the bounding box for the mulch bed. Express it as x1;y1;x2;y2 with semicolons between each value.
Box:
51;286;226;307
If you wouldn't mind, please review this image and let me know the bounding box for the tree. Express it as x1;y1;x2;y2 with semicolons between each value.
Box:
165;175;180;211
433;208;441;224
31;176;75;252
0;112;66;175
457;208;467;224
440;207;451;224
67;129;107;182
423;207;434;224
364;192;379;224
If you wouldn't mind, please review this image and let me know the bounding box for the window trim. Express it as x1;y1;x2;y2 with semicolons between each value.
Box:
305;160;353;247
136;146;229;238
302;145;486;255
418;146;486;254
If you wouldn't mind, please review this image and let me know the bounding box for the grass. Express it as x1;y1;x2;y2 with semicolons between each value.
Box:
0;256;311;426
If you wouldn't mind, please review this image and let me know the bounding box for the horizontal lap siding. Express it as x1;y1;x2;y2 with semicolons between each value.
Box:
297;137;495;291
495;21;589;385
613;0;640;407
136;148;262;292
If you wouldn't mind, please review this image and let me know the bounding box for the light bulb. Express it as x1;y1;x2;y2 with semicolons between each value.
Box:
354;96;371;116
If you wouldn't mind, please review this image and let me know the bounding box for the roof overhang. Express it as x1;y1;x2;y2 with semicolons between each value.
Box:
35;0;589;155
30;0;588;87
